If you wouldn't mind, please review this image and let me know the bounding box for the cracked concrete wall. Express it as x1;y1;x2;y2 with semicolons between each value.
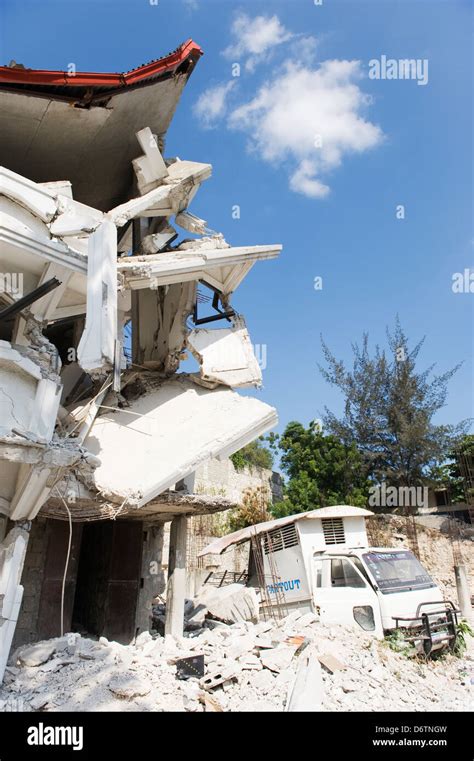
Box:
11;518;48;650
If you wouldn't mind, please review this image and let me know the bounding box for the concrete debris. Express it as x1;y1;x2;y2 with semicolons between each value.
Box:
186;318;262;389
83;375;277;508
198;691;223;712
175;210;209;235
318;653;346;674
0;612;471;712
260;646;296;674
177;234;229;251
108;673;151;699
18;642;56;668
196;584;260;625
132;127;168;196
285;647;323;712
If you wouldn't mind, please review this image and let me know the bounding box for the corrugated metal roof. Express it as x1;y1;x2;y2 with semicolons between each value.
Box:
198;505;374;556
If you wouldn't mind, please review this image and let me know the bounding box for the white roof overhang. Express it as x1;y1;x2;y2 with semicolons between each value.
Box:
117;244;281;293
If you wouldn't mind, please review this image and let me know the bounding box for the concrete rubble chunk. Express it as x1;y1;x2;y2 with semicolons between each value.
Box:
318;653;346;674
186;318;262;389
260;646;296;674
249;668;276;694
196;584;260;625
29;695;49;711
17;642;56;667
226;634;255;661
286;648;324;712
238;653;263;671
199;691;224;712
254;635;274;649
200;664;240;691
108;673;151;699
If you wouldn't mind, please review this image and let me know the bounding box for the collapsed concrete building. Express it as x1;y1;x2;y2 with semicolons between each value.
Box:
0;40;282;681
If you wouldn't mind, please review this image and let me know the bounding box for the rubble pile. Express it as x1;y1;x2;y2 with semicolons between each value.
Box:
1;607;472;713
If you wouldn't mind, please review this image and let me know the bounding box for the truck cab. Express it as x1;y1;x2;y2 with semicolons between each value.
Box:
312;547;448;638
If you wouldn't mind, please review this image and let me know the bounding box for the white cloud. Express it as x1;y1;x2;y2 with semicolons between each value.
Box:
289;160;330;199
223;12;293;71
228;59;383;198
193;81;236;128
182;0;198;9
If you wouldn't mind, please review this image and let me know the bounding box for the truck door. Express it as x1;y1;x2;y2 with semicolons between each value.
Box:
313;555;383;638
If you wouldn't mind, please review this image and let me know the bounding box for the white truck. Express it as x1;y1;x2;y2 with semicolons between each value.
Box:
200;505;459;656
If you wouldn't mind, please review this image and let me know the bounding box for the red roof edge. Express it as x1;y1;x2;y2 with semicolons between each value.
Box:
0;39;203;87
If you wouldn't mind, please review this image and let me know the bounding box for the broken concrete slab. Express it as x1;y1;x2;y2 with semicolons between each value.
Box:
285;648;323;712
260;646;296;674
197;584;259;625
132;127;168;195
107;159;212;226
186;318;262;389
83;375;277;508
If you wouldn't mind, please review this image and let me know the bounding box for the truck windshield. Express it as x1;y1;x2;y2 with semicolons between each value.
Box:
362;551;436;594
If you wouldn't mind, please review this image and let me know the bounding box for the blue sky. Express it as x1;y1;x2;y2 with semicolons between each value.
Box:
2;0;473;436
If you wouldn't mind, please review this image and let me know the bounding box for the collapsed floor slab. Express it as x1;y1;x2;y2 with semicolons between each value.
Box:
81;374;277;509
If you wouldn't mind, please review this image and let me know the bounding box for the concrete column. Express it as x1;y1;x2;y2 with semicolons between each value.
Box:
165;515;188;639
454;564;473;622
135;524;165;635
0;524;30;683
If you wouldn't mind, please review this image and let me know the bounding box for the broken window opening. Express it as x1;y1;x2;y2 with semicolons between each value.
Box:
192;281;235;326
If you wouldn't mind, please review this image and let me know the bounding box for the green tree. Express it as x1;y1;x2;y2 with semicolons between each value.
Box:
230;437;273;472
318;319;469;487
428;434;474;503
270;421;370;517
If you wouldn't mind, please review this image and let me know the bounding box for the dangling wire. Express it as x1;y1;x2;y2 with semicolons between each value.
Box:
54;486;73;637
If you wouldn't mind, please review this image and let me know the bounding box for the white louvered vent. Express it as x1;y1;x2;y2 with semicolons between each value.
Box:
263;522;299;555
322;517;345;545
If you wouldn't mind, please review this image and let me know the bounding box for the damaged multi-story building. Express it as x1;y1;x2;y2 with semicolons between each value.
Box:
0;39;281;681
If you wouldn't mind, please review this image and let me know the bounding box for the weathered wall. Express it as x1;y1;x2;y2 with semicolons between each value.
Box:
12;519;48;649
193;457;282;504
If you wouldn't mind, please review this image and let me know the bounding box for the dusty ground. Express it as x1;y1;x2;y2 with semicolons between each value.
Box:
1;610;472;713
